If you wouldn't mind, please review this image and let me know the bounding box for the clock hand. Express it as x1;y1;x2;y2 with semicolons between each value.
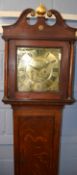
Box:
29;60;56;70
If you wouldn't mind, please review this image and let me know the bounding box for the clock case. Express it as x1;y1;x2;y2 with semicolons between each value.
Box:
2;9;76;104
2;9;76;175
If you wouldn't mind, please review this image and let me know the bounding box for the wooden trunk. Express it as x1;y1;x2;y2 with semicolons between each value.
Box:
13;105;63;175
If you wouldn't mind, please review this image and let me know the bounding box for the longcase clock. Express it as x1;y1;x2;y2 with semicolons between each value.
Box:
2;5;77;175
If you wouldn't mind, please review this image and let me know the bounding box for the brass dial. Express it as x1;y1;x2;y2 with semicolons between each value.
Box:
17;48;61;92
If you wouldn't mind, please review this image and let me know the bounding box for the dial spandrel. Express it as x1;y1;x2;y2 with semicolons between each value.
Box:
17;48;61;92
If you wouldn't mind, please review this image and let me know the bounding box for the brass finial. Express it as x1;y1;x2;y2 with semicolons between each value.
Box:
36;4;47;15
30;4;52;18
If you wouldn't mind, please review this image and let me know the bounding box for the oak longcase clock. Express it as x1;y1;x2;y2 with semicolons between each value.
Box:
2;4;77;175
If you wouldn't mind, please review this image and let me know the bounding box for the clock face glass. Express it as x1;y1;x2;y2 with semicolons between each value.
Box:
17;47;62;92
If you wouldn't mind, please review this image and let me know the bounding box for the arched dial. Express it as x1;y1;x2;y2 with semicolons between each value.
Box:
17;48;61;92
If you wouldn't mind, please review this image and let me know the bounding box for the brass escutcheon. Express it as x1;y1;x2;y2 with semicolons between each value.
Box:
38;25;44;31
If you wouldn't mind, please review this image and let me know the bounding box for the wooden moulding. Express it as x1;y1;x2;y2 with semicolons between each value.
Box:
2;9;76;40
